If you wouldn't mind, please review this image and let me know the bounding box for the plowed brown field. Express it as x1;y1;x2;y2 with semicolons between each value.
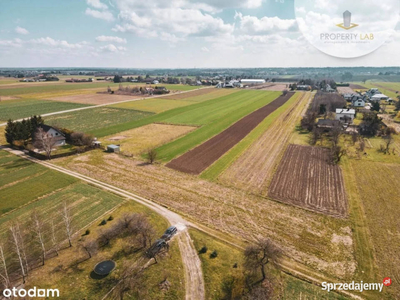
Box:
166;92;293;174
268;145;347;217
219;92;311;194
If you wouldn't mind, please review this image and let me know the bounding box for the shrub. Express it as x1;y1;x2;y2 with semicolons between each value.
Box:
108;215;114;221
85;229;90;235
210;250;218;258
99;219;107;226
199;246;208;254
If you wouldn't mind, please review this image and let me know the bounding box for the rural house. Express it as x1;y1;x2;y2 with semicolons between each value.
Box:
316;119;341;131
351;96;366;107
370;93;389;102
335;108;356;122
37;124;66;146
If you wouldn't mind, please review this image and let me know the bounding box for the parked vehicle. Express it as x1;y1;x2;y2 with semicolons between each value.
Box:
161;226;178;241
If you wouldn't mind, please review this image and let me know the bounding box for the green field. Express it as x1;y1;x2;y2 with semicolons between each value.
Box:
111;98;194;113
155;91;280;161
0;151;78;215
0;82;199;96
0;98;89;122
45;107;154;133
200;92;301;180
161;89;238;102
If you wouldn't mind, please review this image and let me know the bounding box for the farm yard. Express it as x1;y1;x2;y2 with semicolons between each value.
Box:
55;150;356;279
166;92;294;174
0;98;89;122
44;107;153;133
212;92;311;189
268;145;347;217
101;123;197;156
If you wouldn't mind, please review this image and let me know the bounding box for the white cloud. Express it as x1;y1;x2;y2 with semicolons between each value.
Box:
201;46;210;52
99;44;127;52
85;8;115;22
30;37;86;49
0;38;23;48
87;0;108;10
235;13;298;34
95;35;127;43
15;26;29;35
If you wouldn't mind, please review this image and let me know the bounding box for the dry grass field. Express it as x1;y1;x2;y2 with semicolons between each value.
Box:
259;83;290;91
48;93;139;105
337;87;355;94
218;92;311;194
350;161;400;297
268;145;348;217
54;150;356;279
101;123;197;155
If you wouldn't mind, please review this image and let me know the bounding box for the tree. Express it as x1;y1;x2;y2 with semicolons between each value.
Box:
113;75;121;83
244;238;281;281
301;111;317;131
328;145;346;164
33;127;57;159
395;99;400;111
80;240;98;259
9;222;28;283
70;132;94;147
359;112;382;136
61;201;73;247
50;219;59;256
0;244;10;289
146;148;157;164
30;210;47;265
371;101;380;112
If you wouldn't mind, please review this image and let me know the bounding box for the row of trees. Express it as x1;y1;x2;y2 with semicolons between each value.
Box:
0;202;73;286
5;116;44;146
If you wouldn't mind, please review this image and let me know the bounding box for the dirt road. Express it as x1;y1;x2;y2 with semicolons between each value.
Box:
1;146;205;300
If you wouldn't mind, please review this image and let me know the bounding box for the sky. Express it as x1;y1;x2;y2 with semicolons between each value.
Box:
0;0;399;68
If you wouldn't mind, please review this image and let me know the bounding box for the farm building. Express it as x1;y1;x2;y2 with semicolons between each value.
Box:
351;96;366;107
370;94;389;102
335;108;356;122
343;93;356;101
297;85;311;91
37;124;66;146
240;79;266;85
107;144;120;153
316;119;341;131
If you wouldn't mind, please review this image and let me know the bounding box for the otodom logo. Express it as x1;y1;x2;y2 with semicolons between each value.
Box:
336;10;359;30
383;277;392;287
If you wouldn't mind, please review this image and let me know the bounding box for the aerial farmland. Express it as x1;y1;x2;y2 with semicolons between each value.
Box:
0;67;399;300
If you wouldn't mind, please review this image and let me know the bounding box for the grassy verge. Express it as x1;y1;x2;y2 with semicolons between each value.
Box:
200;92;300;180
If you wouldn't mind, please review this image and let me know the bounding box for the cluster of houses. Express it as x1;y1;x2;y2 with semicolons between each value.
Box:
343;88;393;108
65;78;94;83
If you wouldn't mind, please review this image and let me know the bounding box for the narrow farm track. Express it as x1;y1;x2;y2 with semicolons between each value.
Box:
0;146;205;300
166;92;294;174
0;87;212;127
219;92;311;194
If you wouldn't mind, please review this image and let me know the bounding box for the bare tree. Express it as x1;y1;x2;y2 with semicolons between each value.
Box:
113;263;145;300
61;201;73;247
50;219;59;256
330;123;342;148
79;240;98;259
146;148;157;164
244;238;282;281
30;210;47;265
33;127;57;159
0;244;10;289
383;134;393;154
128;215;155;250
328;145;346;164
9;223;27;283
